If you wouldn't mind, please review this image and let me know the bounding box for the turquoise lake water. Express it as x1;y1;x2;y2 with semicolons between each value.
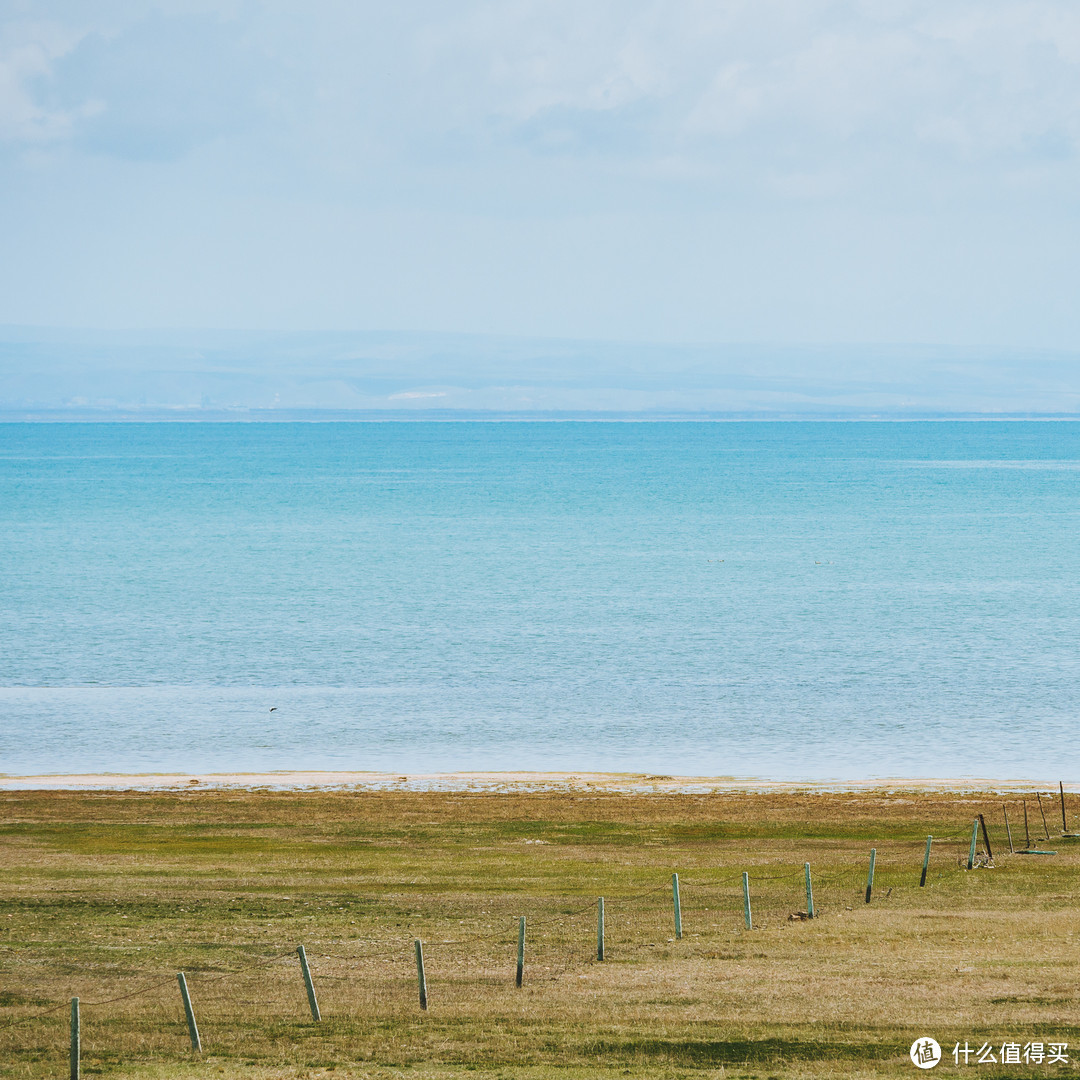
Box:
2;421;1079;780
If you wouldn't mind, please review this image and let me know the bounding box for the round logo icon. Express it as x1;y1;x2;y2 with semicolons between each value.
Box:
910;1037;941;1069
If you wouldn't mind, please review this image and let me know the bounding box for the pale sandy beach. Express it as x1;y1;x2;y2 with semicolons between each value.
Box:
0;769;1067;792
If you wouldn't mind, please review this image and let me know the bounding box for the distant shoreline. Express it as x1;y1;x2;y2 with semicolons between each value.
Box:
5;411;1080;422
0;770;1070;792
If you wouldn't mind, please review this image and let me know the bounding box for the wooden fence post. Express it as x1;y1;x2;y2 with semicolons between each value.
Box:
978;814;994;862
672;874;682;940
967;819;978;870
297;945;321;1021
742;872;752;930
597;898;605;961
1061;782;1069;832
1024;801;1031;849
176;972;201;1052
920;836;932;887
1037;793;1051;840
516;916;525;988
804;862;814;918
865;848;876;903
1003;805;1014;854
414;939;428;1010
69;998;79;1080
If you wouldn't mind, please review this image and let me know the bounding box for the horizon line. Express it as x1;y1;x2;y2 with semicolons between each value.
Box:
5;409;1080;424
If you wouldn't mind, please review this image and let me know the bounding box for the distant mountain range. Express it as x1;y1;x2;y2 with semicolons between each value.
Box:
2;326;1079;418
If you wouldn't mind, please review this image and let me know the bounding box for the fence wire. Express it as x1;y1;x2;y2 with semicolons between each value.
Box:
0;812;1044;1050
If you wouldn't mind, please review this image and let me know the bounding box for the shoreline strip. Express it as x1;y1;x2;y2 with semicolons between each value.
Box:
0;770;1069;793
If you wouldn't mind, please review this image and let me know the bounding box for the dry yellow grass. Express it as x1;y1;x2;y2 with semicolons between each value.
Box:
1;786;1077;1079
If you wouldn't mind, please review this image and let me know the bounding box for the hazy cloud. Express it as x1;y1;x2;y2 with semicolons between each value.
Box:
0;2;1078;343
38;12;267;161
0;18;88;144
5;2;1079;185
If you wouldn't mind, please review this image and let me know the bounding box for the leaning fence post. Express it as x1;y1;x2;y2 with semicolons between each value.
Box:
176;972;201;1052
516;916;525;988
1037;792;1051;839
920;836;932;887
672;873;683;940
69;998;79;1080
967;819;979;870
742;872;752;930
414;939;427;1010
597;897;605;961
297;945;321;1021
978;814;994;862
1061;782;1069;832
865;848;876;903
1003;805;1014;854
804;862;814;918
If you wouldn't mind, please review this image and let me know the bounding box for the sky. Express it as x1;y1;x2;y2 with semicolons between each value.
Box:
2;1;1080;351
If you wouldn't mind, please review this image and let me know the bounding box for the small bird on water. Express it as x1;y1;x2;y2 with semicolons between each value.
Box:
269;707;277;712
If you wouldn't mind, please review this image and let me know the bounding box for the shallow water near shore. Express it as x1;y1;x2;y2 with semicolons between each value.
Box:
3;420;1079;780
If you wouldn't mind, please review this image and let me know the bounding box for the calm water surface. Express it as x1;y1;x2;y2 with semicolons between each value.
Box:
2;421;1078;780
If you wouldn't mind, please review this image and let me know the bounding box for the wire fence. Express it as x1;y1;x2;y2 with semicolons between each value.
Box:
0;807;1068;1069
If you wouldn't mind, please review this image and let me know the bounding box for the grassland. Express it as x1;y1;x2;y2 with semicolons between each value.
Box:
1;785;1078;1079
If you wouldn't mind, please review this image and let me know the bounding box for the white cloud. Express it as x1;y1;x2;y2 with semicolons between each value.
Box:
1;1;1079;343
420;1;1080;171
4;2;1080;186
0;21;89;144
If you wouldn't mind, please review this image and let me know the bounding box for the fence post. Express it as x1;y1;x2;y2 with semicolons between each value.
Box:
672;873;683;940
297;945;321;1021
516;916;525;988
865;848;876;903
1003;805;1014;854
1037;793;1051;839
804;862;814;918
967;819;979;869
597;897;605;961
920;836;932;887
978;814;994;862
742;872;752;930
69;998;79;1080
1024;801;1031;848
414;939;427;1010
176;972;201;1052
